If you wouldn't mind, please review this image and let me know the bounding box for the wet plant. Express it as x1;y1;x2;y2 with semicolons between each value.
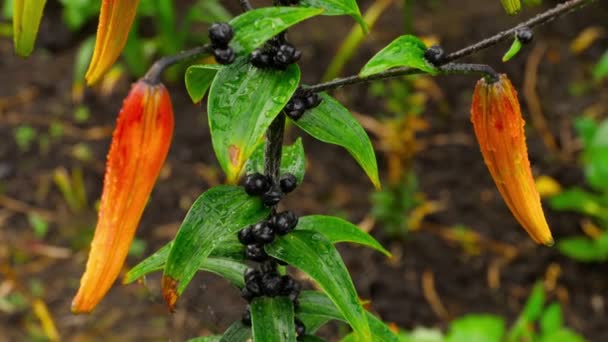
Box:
10;0;600;340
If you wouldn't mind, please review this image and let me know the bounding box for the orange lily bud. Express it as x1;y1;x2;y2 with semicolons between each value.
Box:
85;0;140;85
72;80;174;313
470;74;553;245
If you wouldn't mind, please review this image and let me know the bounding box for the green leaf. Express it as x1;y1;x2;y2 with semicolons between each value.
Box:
540;303;563;335
229;7;324;55
522;282;545;321
187;336;221;342
359;35;437;77
124;237;246;285
265;231;371;340
251;297;295;342
549;188;606;219
298;291;399;342
185;64;221;103
162;186;270;308
208;58;300;182
298;336;327;342
13;0;47;57
557;237;608;262
445;314;505;342
246;137;306;184
293;93;380;188
501;0;522;14
502;38;523;62
538;329;587;342
592;50;608;82
296;215;390;256
574;117;598;149
299;0;366;31
219;321;251;342
199;257;248;288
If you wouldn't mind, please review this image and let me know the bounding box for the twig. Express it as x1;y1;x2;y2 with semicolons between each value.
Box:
264;114;286;183
307;0;596;93
143;45;211;84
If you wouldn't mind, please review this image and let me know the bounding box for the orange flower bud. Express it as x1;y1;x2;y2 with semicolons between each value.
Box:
85;0;140;85
72;80;174;313
470;74;553;245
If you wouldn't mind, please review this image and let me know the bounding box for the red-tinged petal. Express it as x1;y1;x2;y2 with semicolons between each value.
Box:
72;80;174;313
85;0;140;85
470;74;553;245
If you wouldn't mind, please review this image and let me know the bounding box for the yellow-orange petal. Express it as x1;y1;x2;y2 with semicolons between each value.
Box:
85;0;140;85
72;80;174;313
470;74;553;245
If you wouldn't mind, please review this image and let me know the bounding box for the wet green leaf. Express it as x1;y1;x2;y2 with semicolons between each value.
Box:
219;321;251;342
185;64;221;103
230;7;323;54
251;297;295;342
293;93;380;188
265;231;371;340
359;35;437;77
162;186;270;307
208;58;300;182
299;0;366;31
502;38;523;62
297;215;390;256
245;137;306;184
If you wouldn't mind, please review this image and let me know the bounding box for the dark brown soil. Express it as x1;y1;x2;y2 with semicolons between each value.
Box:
1;0;608;341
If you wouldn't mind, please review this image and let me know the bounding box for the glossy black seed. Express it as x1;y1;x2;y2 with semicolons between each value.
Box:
516;27;534;44
252;221;275;244
244;268;261;283
241;287;255;302
260;260;278;274
245;244;268;262
295;318;306;337
261;273;283;296
209;23;234;47
279;173;298;193
424;45;445;66
269;211;298;235
213;47;235;65
242;306;252;326
238;226;256;245
262;188;283;207
304;92;321;109
284;97;306;120
245;276;262;295
244;173;271;196
251;49;271;68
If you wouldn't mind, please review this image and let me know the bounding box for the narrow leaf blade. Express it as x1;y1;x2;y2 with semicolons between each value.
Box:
359;35;437;77
185;64;221;103
162;186;270;310
293;93;380;188
299;0;366;31
265;231;371;340
251;297;295;342
208;58;300;182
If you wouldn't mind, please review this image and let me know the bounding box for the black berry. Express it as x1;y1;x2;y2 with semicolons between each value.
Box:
241;286;255;302
244;268;261;283
260;260;278;274
304;92;321;109
295;318;306;337
244;173;271;196
284;97;306;120
238;226;256;245
251;49;271;68
245;244;268;262
516;27;534;44
213;47;235;65
279;173;298;193
424;45;445;66
261;273;283;296
262;187;283;207
242;306;252;326
252;221;275;244
269;211;298;235
208;23;233;47
245;276;262;295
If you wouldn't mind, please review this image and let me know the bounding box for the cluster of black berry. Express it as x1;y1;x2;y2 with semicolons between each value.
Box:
238;210;298;260
250;34;302;70
284;87;322;120
209;23;235;65
244;172;297;207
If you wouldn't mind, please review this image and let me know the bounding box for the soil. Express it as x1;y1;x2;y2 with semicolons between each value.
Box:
1;0;608;341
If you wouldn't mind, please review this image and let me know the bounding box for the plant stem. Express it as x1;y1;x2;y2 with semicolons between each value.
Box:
143;45;211;84
264;114;286;183
439;63;499;82
239;0;253;11
306;0;596;93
